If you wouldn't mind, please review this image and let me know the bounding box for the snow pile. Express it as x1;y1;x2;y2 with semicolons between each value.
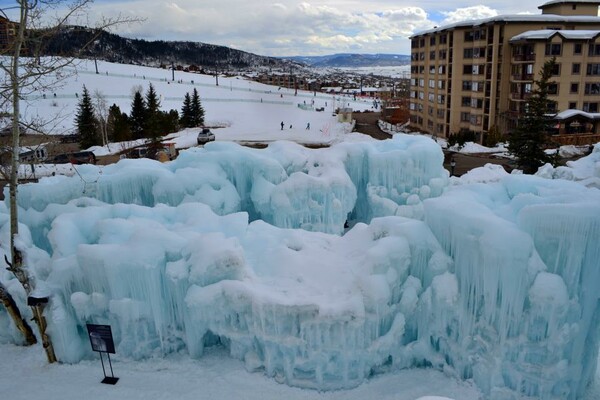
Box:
449;163;511;185
558;145;589;158
448;142;507;154
536;143;600;188
1;136;599;400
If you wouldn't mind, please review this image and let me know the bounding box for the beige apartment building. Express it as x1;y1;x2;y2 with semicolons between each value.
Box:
409;0;600;142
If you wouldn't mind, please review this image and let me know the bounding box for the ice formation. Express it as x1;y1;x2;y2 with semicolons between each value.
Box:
0;136;599;400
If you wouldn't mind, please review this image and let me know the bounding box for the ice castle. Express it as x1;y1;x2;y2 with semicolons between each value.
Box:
0;135;598;400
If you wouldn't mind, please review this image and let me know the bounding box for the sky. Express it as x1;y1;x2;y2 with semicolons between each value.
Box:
0;0;577;57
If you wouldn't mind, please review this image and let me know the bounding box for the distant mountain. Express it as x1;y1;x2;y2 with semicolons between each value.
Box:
283;53;411;68
37;26;295;70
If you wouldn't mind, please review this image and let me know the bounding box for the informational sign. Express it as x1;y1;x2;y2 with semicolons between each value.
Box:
86;324;116;354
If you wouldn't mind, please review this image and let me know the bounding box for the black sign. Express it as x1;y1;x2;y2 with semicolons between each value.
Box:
86;324;116;354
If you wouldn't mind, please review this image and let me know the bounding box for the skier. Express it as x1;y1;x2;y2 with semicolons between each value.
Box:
306;123;310;130
281;121;284;130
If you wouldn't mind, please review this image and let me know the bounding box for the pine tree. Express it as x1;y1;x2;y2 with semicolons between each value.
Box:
180;92;192;128
146;83;161;115
130;90;147;139
190;88;205;127
145;83;162;139
508;58;558;174
76;85;100;149
107;104;131;142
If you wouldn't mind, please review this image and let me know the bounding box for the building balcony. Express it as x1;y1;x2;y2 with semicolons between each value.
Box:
510;92;532;100
512;54;536;62
511;73;534;81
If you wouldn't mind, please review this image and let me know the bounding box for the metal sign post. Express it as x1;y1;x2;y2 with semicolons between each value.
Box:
86;324;119;384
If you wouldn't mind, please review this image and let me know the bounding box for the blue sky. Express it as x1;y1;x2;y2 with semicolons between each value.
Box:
0;1;588;56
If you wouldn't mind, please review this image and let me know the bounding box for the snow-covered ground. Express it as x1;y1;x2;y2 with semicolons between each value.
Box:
0;343;482;400
14;58;379;179
24;58;375;143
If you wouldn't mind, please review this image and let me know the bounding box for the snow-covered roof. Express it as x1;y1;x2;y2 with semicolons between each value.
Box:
539;0;600;8
411;14;600;37
554;109;600;119
510;29;600;41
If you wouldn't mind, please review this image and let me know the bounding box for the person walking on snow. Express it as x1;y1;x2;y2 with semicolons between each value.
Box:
306;122;310;130
281;121;284;130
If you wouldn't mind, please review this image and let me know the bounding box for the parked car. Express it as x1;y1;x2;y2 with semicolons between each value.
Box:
71;151;97;164
52;151;97;164
60;134;80;143
197;128;215;145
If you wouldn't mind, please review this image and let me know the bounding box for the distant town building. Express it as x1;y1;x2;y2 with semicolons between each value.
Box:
0;16;18;53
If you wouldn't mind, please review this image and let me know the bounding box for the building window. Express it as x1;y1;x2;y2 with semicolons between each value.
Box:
464;31;474;42
461;97;471;107
460;112;470;122
584;83;600;94
430;51;436;60
439;49;447;60
419;78;424;87
571;83;579;93
587;63;600;75
548;83;558;95
464;48;473;59
428;79;435;88
430;36;436;46
589;44;600;56
583;102;598;112
550;63;560;76
440;34;447;44
573;63;581;74
574;43;582;55
438;80;445;89
470;115;482;125
569;102;577;109
545;43;561;56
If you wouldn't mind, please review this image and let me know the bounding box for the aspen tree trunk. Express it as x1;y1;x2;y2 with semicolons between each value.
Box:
7;0;57;363
0;282;37;345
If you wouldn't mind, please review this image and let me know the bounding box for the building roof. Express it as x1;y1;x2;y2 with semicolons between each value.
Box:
554;109;600;120
510;29;600;41
411;14;600;37
539;0;600;9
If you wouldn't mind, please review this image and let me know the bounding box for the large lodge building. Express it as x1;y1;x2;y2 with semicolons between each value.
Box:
409;0;600;144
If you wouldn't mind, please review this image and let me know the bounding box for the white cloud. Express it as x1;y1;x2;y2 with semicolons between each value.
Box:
440;5;498;25
54;1;547;56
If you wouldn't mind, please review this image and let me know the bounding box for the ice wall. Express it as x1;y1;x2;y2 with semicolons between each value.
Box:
422;176;600;399
1;137;599;400
14;136;448;236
